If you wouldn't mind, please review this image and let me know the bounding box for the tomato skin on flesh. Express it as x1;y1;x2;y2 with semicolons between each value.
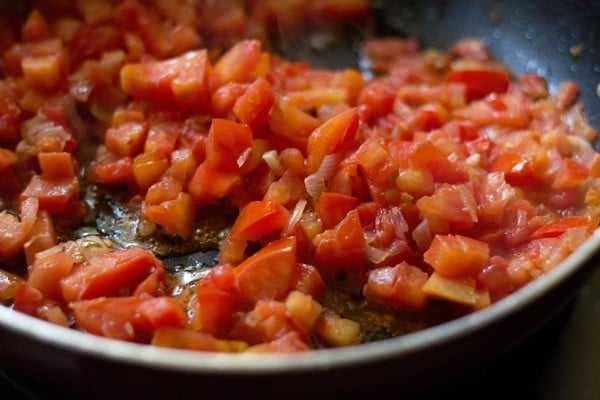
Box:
60;248;163;302
71;296;186;342
233;237;297;304
447;69;510;101
314;209;367;294
424;234;490;278
120;50;211;111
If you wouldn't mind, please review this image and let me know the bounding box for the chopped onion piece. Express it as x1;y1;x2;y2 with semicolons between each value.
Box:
262;150;285;176
304;173;327;199
304;154;340;199
366;245;391;264
284;199;307;235
237;147;252;168
391;206;408;239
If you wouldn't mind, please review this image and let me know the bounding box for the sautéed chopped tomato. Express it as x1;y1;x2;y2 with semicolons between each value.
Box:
0;0;598;354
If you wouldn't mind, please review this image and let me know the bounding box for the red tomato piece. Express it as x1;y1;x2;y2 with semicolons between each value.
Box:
0;197;39;260
228;300;297;345
473;172;515;225
71;296;185;342
37;152;75;180
424;234;490;278
490;153;541;187
60;247;162;302
87;157;134;184
195;286;238;337
211;39;263;89
22;9;49;42
170;50;211;110
306;107;359;174
356;79;396;120
234;237;297;304
552;158;589;190
133;150;170;190
245;331;310;353
22;47;69;90
142;192;197;239
13;282;69;327
477;255;516;301
145;175;183;205
447;69;510;101
27;251;75;300
187;163;242;204
0;98;21;139
268;97;321;150
316;192;359;230
120;50;211;111
363;262;429;310
144;120;181;157
68;24;120;67
210;82;250;118
229;200;290;242
24;210;57;265
290;263;326;300
352;139;398;202
390;140;469;184
105;121;148;157
204;118;254;172
416;183;478;234
135;296;187;331
232;77;275;135
21;175;79;214
314;209;367;293
285;290;322;336
221;200;289;264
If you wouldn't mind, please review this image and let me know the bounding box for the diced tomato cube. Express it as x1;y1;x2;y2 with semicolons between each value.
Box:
424;234;490;278
316;192;359;229
204;118;254;172
38;152;75;180
142;192;196;239
306;107;359;174
105;121;148;157
416;183;478;234
88;156;134;184
121;50;211;110
211;39;263;89
71;296;185;342
234;237;297;303
21;175;80;214
314;209;367;293
232;77;275;135
447;68;510;101
133;150;170;190
27;251;75;300
60;247;162;302
363;262;428;310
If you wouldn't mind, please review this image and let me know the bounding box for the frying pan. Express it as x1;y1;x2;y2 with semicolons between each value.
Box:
0;0;599;398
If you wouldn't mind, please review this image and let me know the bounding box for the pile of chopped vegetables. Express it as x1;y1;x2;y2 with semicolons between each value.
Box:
0;0;598;353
